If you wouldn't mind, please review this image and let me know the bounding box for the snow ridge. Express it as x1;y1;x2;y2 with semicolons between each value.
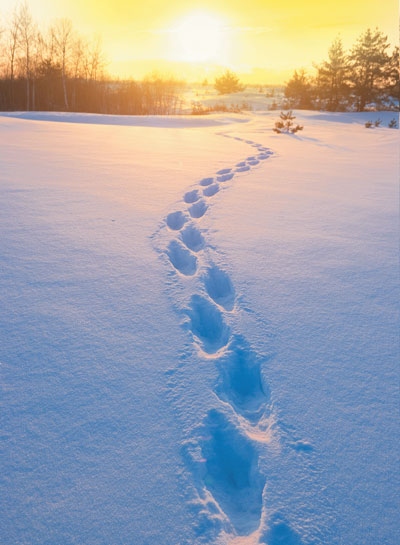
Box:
153;135;278;544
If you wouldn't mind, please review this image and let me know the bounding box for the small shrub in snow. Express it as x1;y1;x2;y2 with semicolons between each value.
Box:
191;101;207;115
273;111;304;134
388;118;398;128
365;118;383;128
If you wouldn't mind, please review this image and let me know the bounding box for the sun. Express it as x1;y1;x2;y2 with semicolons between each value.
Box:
170;11;228;63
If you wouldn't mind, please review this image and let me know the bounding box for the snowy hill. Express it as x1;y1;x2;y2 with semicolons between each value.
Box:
0;109;398;545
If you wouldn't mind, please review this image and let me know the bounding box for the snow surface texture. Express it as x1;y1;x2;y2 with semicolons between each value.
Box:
0;110;399;545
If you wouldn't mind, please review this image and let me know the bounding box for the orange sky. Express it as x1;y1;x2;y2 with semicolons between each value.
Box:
1;1;398;82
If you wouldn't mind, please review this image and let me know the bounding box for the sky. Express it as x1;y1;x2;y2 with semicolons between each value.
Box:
1;0;398;82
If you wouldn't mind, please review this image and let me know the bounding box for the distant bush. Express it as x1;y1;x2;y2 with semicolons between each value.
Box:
191;101;251;115
388;118;398;128
214;70;245;95
365;118;382;128
273;111;304;134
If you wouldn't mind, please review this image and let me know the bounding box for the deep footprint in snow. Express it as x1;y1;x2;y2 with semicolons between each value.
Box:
184;189;200;204
217;173;234;183
236;165;250;172
260;513;304;545
180;224;205;252
167;240;197;276
187;295;230;354
197;409;264;535
189;199;208;219
203;183;220;197
216;168;232;175
199;177;214;186
166;211;187;230
216;335;270;421
204;265;235;311
247;160;260;166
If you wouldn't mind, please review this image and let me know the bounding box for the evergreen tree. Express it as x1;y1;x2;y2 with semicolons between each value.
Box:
386;46;399;107
348;28;392;111
214;69;244;95
315;37;350;111
273;110;303;134
284;69;313;109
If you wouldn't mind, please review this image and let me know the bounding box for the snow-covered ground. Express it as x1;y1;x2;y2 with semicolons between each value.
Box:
0;109;398;545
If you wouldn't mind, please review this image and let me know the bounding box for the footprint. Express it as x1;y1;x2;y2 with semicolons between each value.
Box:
189;199;208;219
200;177;214;187
187;295;230;354
203;183;220;197
247;160;260;166
216;168;232;175
204;265;235;311
216;336;270;421
236;165;250;173
166;211;187;230
180;225;205;252
196;409;264;535
217;173;234;183
184;189;200;204
167;240;197;276
290;440;313;453
236;161;246;167
260;513;304;545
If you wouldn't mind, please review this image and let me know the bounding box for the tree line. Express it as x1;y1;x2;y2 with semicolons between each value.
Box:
0;3;184;114
0;5;398;115
284;29;399;111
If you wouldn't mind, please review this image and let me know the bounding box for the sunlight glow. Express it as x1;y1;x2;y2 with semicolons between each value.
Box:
170;12;228;63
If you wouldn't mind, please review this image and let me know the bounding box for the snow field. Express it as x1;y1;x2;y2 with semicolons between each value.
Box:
1;110;399;545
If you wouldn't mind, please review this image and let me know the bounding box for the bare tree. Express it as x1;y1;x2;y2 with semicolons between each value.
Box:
86;35;105;82
17;2;37;110
51;18;73;109
69;35;85;109
3;8;20;106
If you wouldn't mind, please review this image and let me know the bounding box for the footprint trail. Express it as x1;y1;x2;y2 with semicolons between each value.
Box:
152;133;299;543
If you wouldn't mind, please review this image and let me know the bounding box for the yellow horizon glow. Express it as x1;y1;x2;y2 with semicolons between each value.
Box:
1;0;398;83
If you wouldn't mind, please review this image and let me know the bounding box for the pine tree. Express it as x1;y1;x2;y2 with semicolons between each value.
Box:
386;46;399;107
315;37;350;111
284;69;313;109
348;28;392;111
273;111;303;134
214;70;245;95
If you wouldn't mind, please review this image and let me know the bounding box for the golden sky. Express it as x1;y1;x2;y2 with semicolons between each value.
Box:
1;0;398;82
